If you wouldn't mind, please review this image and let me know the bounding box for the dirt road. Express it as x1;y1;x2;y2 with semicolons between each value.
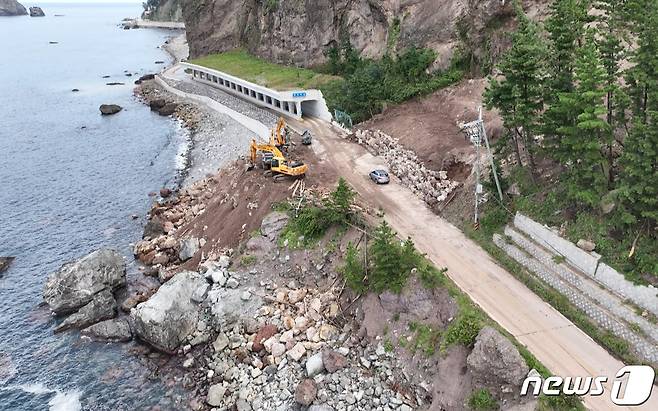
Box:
294;117;658;411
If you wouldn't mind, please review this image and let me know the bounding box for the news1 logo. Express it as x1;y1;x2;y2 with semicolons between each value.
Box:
521;365;655;405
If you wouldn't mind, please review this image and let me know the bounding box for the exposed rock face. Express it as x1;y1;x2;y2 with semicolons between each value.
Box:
81;318;132;342
43;249;126;315
99;104;122;115
131;271;208;353
260;211;288;240
53;289;117;333
28;6;43;17
181;0;541;70
0;0;27;16
466;326;529;392
143;0;182;22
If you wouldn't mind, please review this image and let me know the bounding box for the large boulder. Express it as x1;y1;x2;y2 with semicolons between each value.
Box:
54;289;117;333
43;249;126;315
131;271;208;353
178;237;200;261
99;104;122;115
28;6;43;16
260;211;289;240
81;318;132;342
466;327;529;392
0;0;27;16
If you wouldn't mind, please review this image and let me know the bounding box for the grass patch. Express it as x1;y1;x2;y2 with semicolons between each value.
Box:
467;388;498;410
240;255;256;266
190;49;340;91
408;321;442;356
383;338;394;352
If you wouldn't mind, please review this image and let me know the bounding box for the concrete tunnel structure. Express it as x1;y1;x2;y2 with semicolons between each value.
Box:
181;62;333;122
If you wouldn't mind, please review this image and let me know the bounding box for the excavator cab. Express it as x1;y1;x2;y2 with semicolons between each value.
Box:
248;138;307;181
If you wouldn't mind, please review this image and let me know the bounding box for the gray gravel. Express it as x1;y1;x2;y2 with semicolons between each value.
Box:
161;76;278;130
184;108;253;186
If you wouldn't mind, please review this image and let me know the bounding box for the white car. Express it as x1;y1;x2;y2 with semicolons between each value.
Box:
369;169;390;184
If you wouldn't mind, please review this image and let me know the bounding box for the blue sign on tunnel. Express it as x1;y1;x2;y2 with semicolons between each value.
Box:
292;92;307;98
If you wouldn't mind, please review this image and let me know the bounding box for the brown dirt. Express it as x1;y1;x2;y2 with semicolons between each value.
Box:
358;79;503;177
175;136;339;270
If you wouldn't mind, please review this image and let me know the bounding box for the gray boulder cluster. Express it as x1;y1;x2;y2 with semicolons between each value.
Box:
0;0;26;16
43;249;128;337
353;129;460;205
28;5;43;16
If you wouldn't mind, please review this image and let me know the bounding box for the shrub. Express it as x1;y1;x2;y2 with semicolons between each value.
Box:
369;221;416;292
320;43;463;123
467;388;498;410
418;263;447;289
342;242;366;293
443;308;483;348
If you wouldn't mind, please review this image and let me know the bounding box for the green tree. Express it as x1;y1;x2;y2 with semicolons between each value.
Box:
326;177;356;224
400;237;419;272
342;242;366;293
369;220;408;292
542;0;591;154
554;32;609;207
484;3;547;177
619;1;658;225
595;0;629;187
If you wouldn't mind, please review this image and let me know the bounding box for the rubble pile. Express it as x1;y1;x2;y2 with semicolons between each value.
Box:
352;129;460;206
133;178;219;278
179;256;424;410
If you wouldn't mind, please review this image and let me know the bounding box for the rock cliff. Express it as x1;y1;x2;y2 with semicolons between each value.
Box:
0;0;27;16
143;0;183;22
179;0;546;70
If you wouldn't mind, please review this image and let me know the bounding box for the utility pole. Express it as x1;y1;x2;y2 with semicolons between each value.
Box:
460;106;504;226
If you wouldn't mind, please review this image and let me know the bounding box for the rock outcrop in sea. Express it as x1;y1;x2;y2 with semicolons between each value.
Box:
43;248;126;315
28;5;43;17
99;104;123;115
0;0;27;16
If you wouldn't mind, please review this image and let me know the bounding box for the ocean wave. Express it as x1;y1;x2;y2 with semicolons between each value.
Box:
1;382;82;411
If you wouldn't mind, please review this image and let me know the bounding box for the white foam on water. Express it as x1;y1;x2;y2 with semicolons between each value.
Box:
48;389;82;411
0;382;82;411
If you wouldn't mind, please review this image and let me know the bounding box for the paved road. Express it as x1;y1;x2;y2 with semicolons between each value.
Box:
293;117;658;411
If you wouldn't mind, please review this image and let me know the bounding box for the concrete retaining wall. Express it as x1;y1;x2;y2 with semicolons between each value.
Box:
181;63;332;122
513;212;658;317
513;213;600;276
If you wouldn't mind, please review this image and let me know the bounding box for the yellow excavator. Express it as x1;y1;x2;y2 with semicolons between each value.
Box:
248;117;308;181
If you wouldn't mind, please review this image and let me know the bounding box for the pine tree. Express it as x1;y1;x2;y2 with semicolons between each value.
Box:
542;0;591;154
619;1;658;225
595;0;629;187
400;237;418;272
341;242;366;293
369;220;406;292
484;3;547;177
327;177;356;224
554;32;609;206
